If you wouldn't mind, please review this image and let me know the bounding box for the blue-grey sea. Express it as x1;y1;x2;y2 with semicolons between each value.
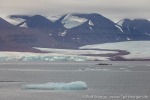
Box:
0;61;150;100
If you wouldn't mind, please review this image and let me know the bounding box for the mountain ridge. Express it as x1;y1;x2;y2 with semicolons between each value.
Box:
0;13;150;52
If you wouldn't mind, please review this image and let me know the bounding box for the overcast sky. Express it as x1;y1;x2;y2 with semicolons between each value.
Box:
0;0;150;22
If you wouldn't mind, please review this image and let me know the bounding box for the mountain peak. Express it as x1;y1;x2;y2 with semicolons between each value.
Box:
117;18;132;27
0;13;150;51
0;18;13;28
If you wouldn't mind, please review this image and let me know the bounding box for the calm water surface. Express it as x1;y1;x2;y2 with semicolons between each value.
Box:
0;61;150;100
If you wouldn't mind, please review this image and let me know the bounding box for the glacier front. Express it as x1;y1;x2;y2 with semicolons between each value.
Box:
0;52;109;62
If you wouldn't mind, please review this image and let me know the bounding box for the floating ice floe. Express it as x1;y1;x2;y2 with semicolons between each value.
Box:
24;81;87;90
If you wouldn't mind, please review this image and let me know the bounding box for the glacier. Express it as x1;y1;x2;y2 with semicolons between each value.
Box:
24;81;87;90
0;47;119;62
33;47;117;55
80;41;150;59
0;52;109;62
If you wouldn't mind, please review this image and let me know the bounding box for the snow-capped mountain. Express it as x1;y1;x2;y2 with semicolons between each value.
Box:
0;17;76;52
0;13;150;52
10;15;56;29
117;19;150;40
56;13;124;45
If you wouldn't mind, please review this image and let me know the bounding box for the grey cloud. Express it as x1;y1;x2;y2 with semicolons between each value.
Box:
0;0;150;21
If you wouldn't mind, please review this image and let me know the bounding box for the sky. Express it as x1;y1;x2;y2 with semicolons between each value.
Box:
0;0;150;22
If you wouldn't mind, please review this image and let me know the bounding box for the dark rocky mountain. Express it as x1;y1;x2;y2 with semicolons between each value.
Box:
0;18;75;52
0;13;150;52
55;13;124;45
117;19;150;40
0;18;14;28
118;19;150;34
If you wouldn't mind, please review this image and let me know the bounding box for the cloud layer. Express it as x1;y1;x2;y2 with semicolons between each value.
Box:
0;0;150;21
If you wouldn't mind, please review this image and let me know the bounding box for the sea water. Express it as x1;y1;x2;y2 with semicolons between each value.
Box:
0;61;149;100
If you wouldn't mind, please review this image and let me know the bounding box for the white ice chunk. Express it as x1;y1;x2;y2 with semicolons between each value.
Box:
127;37;131;40
145;33;150;36
24;81;87;90
62;14;88;29
46;15;62;22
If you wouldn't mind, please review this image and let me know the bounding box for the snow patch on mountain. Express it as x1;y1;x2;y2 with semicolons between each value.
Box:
20;22;28;28
59;30;67;37
62;14;88;29
145;33;150;36
115;25;123;32
127;37;131;40
46;15;62;22
88;20;94;26
117;20;124;27
90;27;94;30
1;16;25;25
80;41;150;59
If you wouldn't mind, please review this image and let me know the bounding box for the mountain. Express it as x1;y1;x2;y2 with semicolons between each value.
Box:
0;18;76;52
117;19;150;34
117;19;150;40
55;13;124;45
0;17;14;28
10;15;56;29
0;13;150;52
12;13;125;45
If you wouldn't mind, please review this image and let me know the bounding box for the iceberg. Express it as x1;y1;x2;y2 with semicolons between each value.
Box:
24;81;88;90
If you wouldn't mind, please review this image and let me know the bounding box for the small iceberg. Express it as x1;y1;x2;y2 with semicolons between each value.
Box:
24;81;87;90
